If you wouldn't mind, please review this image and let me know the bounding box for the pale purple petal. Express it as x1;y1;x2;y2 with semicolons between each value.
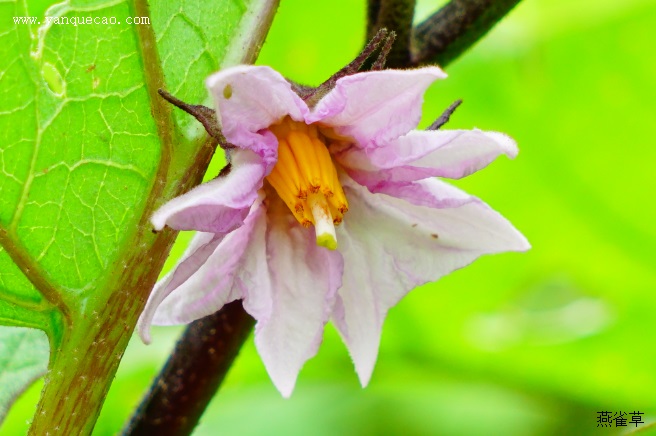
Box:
243;196;343;397
151;149;265;233
308;68;446;147
370;178;480;209
143;197;267;333
137;231;224;344
333;174;529;385
207;65;309;166
334;129;518;186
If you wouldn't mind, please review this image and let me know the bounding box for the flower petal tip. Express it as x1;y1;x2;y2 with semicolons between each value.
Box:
278;386;294;399
503;226;531;253
483;130;519;159
346;343;378;389
150;212;166;232
136;320;152;345
355;363;375;388
424;65;448;80
270;375;297;399
517;234;532;252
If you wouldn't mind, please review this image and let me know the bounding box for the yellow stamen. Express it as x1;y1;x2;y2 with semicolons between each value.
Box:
268;117;349;249
288;130;321;191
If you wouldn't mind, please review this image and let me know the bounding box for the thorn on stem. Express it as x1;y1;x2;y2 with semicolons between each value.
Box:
427;99;463;130
371;31;396;71
334;27;389;77
157;89;228;146
303;29;390;105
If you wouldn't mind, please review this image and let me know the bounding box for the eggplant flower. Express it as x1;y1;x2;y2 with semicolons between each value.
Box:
138;65;529;397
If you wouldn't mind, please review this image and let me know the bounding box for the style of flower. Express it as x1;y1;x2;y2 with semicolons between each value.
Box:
138;65;529;397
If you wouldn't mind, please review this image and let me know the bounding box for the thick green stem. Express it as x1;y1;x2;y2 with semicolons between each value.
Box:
28;132;219;435
26;0;184;431
412;0;522;67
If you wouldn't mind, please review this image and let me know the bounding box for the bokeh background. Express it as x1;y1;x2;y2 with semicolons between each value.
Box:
4;0;656;434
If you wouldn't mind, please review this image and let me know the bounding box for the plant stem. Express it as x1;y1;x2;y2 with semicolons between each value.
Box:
27;130;220;435
427;99;463;130
412;0;522;67
122;301;254;435
25;0;279;432
367;0;416;68
366;0;382;40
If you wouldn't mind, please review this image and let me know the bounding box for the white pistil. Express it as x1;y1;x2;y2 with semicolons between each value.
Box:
308;194;337;250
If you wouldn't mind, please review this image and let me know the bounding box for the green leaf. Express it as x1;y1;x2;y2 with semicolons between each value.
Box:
0;247;46;328
0;327;49;422
1;0;161;303
0;0;278;432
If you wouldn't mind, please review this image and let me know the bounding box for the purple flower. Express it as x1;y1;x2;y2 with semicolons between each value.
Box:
138;65;529;397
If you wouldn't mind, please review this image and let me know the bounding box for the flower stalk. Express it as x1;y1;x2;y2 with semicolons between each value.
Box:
367;0;416;68
123;301;254;435
24;0;279;432
413;0;523;66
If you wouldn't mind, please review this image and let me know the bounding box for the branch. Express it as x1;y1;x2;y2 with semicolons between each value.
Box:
370;31;396;71
123;301;254;436
412;0;522;67
426;99;462;130
303;28;389;105
366;0;381;40
368;0;416;68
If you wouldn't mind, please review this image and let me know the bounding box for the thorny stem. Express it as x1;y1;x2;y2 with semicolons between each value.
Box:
123;302;254;436
367;0;416;68
412;0;523;67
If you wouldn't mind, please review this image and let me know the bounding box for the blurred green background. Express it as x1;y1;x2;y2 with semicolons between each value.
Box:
4;0;656;434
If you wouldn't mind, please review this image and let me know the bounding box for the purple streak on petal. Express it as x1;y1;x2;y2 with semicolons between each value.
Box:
370;178;481;209
207;65;309;167
244;195;343;398
149;196;268;328
151;150;265;233
333;174;529;386
307;68;446;148
138;231;224;344
334;129;518;183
